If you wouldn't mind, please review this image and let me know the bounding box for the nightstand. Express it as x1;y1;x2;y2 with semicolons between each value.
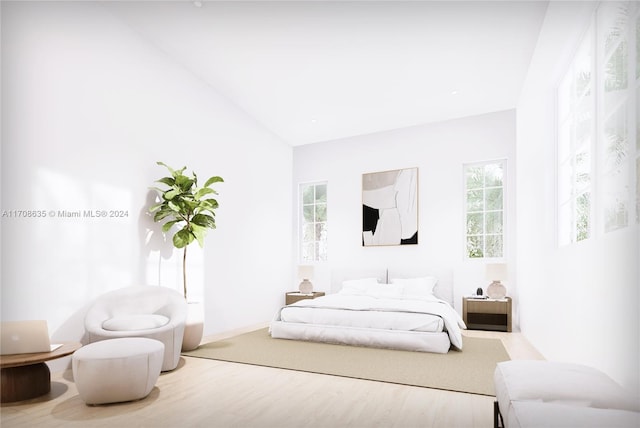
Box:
462;297;512;332
285;291;325;305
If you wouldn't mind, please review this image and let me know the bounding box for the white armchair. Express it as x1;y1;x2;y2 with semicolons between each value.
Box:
84;286;187;371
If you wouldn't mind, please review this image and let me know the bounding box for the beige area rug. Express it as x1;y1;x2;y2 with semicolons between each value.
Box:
183;328;509;396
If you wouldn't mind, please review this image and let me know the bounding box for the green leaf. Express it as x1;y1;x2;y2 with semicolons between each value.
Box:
173;228;194;248
164;189;180;200
183;199;198;210
196;205;216;216
175;175;194;191
162;220;180;233
149;202;164;212
195;188;215;199
168;200;181;212
204;176;224;187
153;208;174;222
201;199;219;210
155;177;175;187
191;224;207;247
192;214;216;229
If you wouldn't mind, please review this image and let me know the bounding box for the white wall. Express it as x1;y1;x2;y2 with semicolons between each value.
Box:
517;1;639;396
293;110;517;317
0;1;293;348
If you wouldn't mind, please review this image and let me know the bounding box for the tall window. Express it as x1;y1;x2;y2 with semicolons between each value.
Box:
598;2;632;232
557;24;594;245
300;182;327;262
557;1;639;244
464;160;505;259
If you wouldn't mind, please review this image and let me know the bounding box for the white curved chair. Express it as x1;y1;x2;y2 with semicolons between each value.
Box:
84;286;187;371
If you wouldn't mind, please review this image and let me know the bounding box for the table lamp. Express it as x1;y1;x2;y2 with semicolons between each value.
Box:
485;263;507;299
298;265;314;294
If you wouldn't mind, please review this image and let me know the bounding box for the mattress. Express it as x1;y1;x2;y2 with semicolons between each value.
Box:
270;293;465;353
270;321;452;353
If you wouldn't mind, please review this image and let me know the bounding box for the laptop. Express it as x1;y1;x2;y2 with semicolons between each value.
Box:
0;320;59;355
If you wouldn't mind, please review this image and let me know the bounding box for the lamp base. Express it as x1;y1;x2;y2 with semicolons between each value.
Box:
299;279;313;294
487;281;506;299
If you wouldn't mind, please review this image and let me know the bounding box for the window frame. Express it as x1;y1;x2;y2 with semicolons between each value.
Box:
298;181;328;263
596;1;634;234
556;19;596;246
555;1;639;246
462;158;507;261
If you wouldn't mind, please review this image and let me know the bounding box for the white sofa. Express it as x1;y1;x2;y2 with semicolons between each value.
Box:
84;285;187;371
494;360;640;428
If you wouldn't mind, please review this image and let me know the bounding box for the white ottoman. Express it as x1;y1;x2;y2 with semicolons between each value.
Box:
494;361;640;428
72;337;164;405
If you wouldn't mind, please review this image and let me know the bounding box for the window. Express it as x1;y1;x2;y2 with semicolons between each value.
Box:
557;1;639;244
464;160;505;259
557;24;594;245
598;2;632;232
300;182;327;262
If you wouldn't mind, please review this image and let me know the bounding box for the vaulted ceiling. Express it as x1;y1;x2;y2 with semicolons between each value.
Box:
106;1;549;146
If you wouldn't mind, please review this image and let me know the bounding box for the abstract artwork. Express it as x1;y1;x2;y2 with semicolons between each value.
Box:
362;167;418;246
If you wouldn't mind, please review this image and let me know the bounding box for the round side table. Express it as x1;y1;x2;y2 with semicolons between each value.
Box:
1;342;81;403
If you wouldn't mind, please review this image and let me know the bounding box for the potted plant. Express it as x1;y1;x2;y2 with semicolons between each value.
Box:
149;161;223;350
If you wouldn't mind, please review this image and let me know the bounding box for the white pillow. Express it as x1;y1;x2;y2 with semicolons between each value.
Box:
339;277;380;295
391;276;438;297
102;314;170;331
365;283;404;299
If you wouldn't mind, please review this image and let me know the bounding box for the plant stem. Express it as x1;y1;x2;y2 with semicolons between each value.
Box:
183;245;188;300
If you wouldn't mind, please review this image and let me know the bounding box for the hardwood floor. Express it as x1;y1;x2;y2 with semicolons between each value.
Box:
1;326;544;428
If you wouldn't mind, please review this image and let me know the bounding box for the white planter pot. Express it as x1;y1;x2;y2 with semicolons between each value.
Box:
182;302;204;351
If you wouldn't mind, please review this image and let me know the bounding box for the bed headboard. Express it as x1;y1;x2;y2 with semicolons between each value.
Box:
330;266;454;306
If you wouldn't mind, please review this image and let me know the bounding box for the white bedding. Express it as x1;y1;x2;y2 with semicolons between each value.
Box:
280;304;444;332
270;292;465;351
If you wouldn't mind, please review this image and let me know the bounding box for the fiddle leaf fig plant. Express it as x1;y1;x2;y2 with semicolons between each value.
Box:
149;161;223;299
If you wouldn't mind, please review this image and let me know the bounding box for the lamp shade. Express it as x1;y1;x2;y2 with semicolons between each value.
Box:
298;265;314;280
485;263;507;281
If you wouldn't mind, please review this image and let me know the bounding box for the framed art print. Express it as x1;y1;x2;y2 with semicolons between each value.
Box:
362;167;418;246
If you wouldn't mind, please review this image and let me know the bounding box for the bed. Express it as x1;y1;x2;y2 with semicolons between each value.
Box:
269;267;466;354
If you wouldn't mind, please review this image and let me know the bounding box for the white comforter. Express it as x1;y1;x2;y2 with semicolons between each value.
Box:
273;293;466;350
